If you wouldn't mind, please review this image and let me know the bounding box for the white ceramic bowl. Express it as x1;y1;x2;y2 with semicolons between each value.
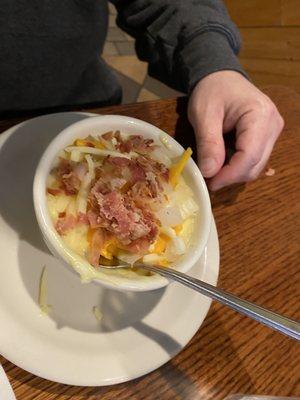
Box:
33;115;212;291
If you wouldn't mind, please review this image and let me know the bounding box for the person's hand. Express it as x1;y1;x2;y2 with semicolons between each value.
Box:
188;71;284;191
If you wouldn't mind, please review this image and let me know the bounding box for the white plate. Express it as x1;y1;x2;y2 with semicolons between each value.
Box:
0;364;16;400
0;113;219;386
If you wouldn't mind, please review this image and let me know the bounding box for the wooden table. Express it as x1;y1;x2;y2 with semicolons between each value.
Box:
0;86;299;399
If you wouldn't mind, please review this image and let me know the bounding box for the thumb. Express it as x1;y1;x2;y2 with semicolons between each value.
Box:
191;109;226;178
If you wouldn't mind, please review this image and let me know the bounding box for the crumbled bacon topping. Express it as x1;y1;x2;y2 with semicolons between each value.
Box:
55;214;77;235
118;135;155;154
55;212;89;235
47;187;63;196
49;158;86;195
88;187;158;250
49;133;172;265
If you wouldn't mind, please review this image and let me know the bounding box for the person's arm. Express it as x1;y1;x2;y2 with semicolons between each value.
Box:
111;0;244;93
111;0;284;190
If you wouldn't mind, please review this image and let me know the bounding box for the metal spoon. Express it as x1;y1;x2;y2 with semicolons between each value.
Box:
100;261;300;340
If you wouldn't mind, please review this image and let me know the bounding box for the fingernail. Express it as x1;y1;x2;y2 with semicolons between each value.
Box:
200;157;217;176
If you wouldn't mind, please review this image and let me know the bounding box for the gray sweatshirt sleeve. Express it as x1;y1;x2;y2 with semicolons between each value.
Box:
110;0;245;93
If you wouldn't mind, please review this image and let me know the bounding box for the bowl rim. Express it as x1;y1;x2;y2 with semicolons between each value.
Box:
33;114;212;291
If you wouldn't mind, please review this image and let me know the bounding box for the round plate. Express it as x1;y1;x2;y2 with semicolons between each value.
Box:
0;113;219;386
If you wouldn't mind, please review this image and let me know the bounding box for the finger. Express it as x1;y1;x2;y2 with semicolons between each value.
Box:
208;116;270;190
190;106;226;178
246;136;277;180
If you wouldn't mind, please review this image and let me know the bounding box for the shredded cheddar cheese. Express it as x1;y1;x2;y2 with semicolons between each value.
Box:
100;237;119;260
169;147;192;187
174;224;183;235
75;138;106;149
152;236;166;254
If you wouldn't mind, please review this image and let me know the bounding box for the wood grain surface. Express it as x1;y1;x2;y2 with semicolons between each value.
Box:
0;86;299;399
224;0;300;27
224;0;300;95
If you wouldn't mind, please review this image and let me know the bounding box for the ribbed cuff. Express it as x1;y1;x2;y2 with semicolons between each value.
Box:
179;31;247;94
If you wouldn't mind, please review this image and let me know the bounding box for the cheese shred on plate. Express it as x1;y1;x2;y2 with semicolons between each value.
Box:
46;131;199;273
92;306;103;322
38;266;52;315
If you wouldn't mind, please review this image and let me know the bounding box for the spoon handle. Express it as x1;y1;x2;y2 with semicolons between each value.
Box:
138;264;300;341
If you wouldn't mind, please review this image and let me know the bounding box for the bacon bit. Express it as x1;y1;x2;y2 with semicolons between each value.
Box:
87;210;103;229
161;169;169;182
47;187;62;196
110;178;127;190
120;181;132;193
101;131;113;141
95;191;135;237
54;158;72;176
128;162;146;183
130;181;153;200
55;214;77;235
119;135;155;154
78;212;89;225
114;130;121;141
105;157;146;184
88;187;158;249
90;178;111;196
73;162;88;181
106;156;131;167
62;172;81;195
265;168;275;176
88;228;105;267
126;238;152;254
136;155;169;183
53;158;81;195
58;211;66;218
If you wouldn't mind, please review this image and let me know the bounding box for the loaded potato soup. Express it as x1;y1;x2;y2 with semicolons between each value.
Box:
46;131;199;273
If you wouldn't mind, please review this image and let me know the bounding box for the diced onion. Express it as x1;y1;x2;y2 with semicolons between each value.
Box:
156;206;183;227
151;147;172;167
169;178;199;219
159;226;186;256
164;236;186;260
143;254;164;264
179;197;199;220
117;251;141;265
70;149;82;162
160;226;176;239
172;236;186;255
63;225;89;257
159;133;173;151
